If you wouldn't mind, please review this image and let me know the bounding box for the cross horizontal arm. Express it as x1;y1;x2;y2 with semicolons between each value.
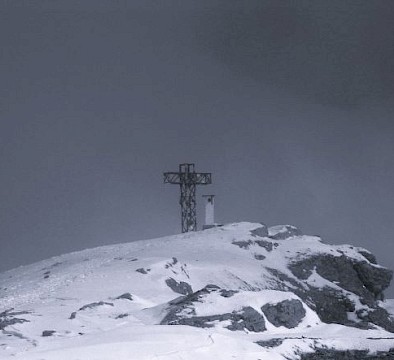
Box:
163;172;212;185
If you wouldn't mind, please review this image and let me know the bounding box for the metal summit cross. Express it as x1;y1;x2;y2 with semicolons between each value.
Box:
164;163;212;233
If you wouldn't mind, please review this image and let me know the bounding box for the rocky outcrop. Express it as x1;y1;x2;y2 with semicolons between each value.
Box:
353;261;391;301
268;225;302;240
301;348;394;360
115;293;133;301
165;278;193;295
162;306;266;332
289;253;394;331
69;301;114;319
42;330;56;337
0;309;30;330
295;286;355;325
289;254;392;304
250;225;269;238
160;285;266;332
261;299;306;328
232;238;276;251
357;307;394;333
163;306;266;332
79;301;114;311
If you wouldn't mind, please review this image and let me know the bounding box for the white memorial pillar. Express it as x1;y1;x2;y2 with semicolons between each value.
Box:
202;195;215;228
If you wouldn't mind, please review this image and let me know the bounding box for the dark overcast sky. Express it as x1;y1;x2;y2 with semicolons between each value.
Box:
1;1;394;296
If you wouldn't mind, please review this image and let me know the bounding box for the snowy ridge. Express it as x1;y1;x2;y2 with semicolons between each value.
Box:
0;222;393;359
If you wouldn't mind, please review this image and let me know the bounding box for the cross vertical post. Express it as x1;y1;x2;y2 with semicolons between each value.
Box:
164;163;212;233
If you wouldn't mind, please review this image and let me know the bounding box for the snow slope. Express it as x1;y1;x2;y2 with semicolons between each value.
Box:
1;222;393;359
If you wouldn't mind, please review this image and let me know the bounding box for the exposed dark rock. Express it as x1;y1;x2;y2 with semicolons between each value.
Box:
254;254;266;260
42;330;56;337
255;338;284;348
226;306;266;332
295;286;355;325
168;284;220;307
250;225;269;238
0;309;30;330
165;257;178;268
357;307;394;333
116;293;133;301
288;253;394;331
69;312;77;320
220;289;238;298
255;240;273;252
265;268;302;290
168;284;219;307
358;251;377;264
261;299;306;328
79;301;114;311
116;313;129;319
162;305;266;332
136;268;149;274
161;284;265;332
163;313;228;328
289;254;392;305
165;278;193;295
232;240;253;249
268;225;302;240
353;262;392;300
300;348;394;359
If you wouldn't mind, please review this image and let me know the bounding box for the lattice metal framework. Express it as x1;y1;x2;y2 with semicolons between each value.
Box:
164;163;212;233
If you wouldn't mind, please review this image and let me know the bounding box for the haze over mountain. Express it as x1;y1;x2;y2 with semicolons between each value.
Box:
1;0;394;299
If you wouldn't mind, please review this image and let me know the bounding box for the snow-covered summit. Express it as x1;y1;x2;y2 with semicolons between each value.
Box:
1;222;393;359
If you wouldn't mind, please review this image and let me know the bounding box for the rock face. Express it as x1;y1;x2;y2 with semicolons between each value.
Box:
288;253;394;331
289;254;392;304
261;299;306;328
160;285;266;332
301;349;394;360
228;224;394;333
165;278;193;295
295;287;356;325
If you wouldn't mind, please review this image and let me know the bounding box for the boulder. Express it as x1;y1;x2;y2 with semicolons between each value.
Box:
42;330;56;337
261;299;306;328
